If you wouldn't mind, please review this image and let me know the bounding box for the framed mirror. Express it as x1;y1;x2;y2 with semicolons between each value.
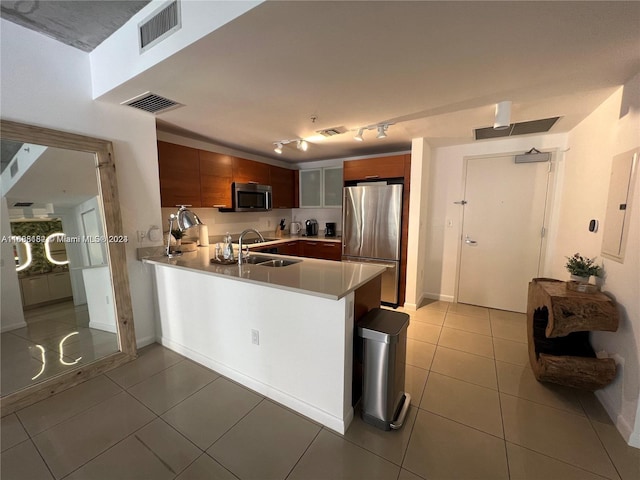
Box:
0;120;136;415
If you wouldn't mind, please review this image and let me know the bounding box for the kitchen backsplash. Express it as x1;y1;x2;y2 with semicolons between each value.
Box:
160;207;342;242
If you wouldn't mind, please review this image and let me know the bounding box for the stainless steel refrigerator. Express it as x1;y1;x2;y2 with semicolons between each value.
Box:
342;183;403;306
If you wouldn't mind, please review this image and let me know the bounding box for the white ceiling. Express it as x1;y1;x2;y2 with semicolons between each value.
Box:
5;146;98;209
2;1;638;164
97;1;640;163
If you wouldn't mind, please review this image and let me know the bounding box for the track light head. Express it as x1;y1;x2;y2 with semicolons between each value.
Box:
376;124;388;139
494;101;512;130
354;128;364;141
274;142;283;154
297;139;308;151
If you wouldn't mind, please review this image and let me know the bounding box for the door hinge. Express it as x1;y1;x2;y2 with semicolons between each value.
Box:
548;161;552;173
541;226;546;237
454;200;467;205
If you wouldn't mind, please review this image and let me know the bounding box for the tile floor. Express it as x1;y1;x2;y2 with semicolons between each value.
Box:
2;301;638;479
1;301;119;396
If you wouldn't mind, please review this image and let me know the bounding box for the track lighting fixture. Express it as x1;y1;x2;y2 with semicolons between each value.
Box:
352;123;393;142
494;101;512;130
273;138;310;154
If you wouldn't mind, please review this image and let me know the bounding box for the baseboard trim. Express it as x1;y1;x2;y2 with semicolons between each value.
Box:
1;320;27;333
424;292;454;302
88;321;117;334
136;334;157;349
595;389;639;447
158;336;351;434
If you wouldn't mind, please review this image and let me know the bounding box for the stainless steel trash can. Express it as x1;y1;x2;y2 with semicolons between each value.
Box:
357;308;411;431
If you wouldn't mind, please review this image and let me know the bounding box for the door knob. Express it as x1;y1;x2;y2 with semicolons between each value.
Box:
465;235;478;245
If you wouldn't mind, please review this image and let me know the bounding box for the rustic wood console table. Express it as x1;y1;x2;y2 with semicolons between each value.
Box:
526;278;619;390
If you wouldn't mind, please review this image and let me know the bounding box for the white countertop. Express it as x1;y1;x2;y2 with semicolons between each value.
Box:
142;246;384;300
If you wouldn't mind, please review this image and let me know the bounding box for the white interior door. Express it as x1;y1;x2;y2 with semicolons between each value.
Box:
457;155;550;313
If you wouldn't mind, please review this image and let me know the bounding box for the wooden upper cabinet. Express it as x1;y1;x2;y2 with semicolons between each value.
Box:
157;141;201;207
232;157;271;185
199;150;233;208
343;154;407;182
270;165;295;208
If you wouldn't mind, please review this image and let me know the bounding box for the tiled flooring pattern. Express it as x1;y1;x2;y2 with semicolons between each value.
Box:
1;301;119;395
2;301;639;479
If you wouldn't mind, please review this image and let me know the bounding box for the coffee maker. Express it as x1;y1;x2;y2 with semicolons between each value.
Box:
305;219;318;236
325;222;336;237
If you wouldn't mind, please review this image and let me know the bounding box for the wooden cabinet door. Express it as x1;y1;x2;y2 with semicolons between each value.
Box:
343;155;406;182
300;241;321;258
200;150;233;208
158;141;202;207
232;157;271;185
300;241;341;261
279;241;300;256
317;241;342;261
270;166;295;208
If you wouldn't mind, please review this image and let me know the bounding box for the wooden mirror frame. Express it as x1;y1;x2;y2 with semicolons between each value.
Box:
1;119;137;415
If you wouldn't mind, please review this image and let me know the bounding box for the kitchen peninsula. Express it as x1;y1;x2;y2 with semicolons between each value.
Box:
143;248;384;433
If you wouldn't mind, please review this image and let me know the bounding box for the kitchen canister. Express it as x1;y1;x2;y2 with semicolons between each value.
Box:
198;224;209;246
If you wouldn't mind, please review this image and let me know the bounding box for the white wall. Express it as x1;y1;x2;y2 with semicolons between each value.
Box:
1;19;162;347
404;138;432;309
423;133;569;301
550;74;640;447
0;198;26;332
90;0;263;98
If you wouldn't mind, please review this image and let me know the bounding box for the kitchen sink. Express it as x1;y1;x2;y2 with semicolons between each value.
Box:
243;255;300;267
244;255;275;264
257;259;300;268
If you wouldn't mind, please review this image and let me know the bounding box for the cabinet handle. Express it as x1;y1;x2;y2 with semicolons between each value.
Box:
365;175;380;179
287;243;296;246
322;243;335;247
247;181;258;184
307;242;318;246
213;204;227;208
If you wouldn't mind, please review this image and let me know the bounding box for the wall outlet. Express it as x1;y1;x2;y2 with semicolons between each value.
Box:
251;329;260;345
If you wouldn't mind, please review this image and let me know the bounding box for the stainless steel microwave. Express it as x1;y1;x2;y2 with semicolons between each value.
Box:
232;183;272;211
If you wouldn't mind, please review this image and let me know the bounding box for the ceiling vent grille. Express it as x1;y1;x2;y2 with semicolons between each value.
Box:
139;0;181;53
121;92;184;115
475;117;560;140
13;202;33;207
317;126;347;137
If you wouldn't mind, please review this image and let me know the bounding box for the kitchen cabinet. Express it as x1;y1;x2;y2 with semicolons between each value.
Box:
343;154;407;182
20;271;72;307
299;169;322;207
299;167;343;208
48;271;73;299
199;150;233;208
278;240;300;256
233;157;271;185
270;165;296;208
323;166;343;207
158;141;202;207
300;241;342;261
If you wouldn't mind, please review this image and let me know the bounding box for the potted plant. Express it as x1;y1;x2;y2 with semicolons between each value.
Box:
171;229;184;246
565;253;602;283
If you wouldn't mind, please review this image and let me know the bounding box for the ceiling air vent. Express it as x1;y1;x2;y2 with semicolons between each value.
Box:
13;202;33;207
139;0;181;53
121;92;184;115
475;117;560;141
317;126;348;137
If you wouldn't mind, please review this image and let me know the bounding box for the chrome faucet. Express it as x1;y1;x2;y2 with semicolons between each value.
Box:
237;229;265;265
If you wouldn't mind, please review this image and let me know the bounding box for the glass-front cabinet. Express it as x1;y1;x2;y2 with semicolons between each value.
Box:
299;167;343;208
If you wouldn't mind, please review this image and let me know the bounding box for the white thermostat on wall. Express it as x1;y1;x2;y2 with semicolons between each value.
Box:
148;226;162;242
